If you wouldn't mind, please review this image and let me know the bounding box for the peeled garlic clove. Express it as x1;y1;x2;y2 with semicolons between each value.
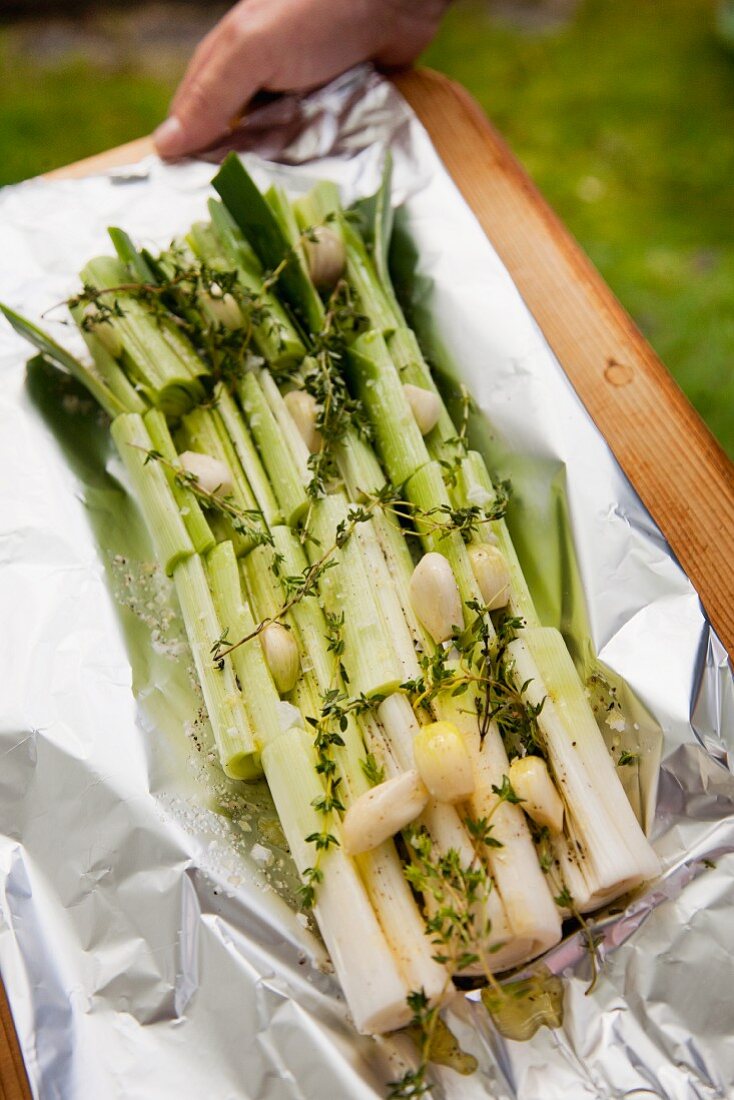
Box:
342;769;428;855
179;450;234;497
283;389;323;453
261;621;300;695
403;383;441;436
409;552;463;644
508;756;564;834
413;721;475;803
304;224;346;289
199;282;243;330
468;543;511;611
82;303;123;358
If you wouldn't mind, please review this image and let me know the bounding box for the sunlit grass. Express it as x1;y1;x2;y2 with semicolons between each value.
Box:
0;45;173;183
423;0;734;456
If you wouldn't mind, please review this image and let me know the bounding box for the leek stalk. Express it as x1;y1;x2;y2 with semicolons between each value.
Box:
237;369;309;526
110;413;193;575
206;541;282;749
173;554;260;780
212;382;281;527
1;304;133;419
508;630;660;895
347;330;428;484
81;255;207;415
179;404;267;555
212;153;324;333
308;493;404;698
142;408;215;556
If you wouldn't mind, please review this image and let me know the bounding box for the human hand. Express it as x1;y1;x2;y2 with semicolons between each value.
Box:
154;0;448;157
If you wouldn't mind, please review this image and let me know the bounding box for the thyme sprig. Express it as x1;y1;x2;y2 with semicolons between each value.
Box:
360;488;511;547
138;446;272;550
64;274;191;317
211;488;396;663
553;885;602;994
399;607;538;758
148;248;289;384
65;262;226;336
439;384;473;489
360;752;385;787
296;278;370;534
484;613;545;758
386;990;436;1099
417;499;510;544
391;776;522;1097
299;611;383;909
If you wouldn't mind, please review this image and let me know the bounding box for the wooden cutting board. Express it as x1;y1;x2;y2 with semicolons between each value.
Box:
2;66;733;1098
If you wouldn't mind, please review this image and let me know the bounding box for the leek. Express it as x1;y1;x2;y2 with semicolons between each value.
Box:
212;153;324;333
173;554;260;780
179;404;267;556
262;729;413;1034
242;535;447;1003
508;629;660;896
206;541;282;749
189;213;305;370
81;255;207;415
347;330;428;484
237;369;309;526
212;382;281;527
1;304;132;419
143;408;215;556
308;493;404;698
110;413;194;575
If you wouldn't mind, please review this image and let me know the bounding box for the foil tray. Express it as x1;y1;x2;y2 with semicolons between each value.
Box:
0;66;732;1100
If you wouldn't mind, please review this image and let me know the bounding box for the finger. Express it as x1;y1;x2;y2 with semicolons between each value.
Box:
169;11;235;119
155;18;271;156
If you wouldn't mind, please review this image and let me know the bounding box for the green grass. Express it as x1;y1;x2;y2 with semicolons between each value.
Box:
423;0;734;457
1;0;732;456
0;47;173;183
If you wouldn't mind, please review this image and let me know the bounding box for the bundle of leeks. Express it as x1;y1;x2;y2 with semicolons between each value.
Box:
0;154;659;1075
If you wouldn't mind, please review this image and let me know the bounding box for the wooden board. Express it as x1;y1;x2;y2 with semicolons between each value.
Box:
3;65;733;1097
0;983;30;1100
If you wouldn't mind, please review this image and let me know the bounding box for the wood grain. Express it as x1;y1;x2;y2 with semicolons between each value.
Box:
4;65;731;1098
0;984;30;1100
44;136;154;179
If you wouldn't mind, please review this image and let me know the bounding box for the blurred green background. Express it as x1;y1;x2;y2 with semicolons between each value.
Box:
2;0;732;457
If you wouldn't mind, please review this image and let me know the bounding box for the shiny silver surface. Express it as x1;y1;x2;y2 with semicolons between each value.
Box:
0;66;731;1099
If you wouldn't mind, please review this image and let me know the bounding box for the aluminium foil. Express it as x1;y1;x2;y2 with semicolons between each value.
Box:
0;66;732;1100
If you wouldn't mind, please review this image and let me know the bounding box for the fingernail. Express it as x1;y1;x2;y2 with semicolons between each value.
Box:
153;116;184;156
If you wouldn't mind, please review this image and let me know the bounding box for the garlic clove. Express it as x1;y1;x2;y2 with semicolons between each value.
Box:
342;769;428;855
508;756;564;834
468;543;511;611
409;552;463;644
283;389;323;453
82;302;123;358
304;224;346;289
179;450;234;497
403;383;441;436
199;282;243;330
261;621;300;695
413;721;475;803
